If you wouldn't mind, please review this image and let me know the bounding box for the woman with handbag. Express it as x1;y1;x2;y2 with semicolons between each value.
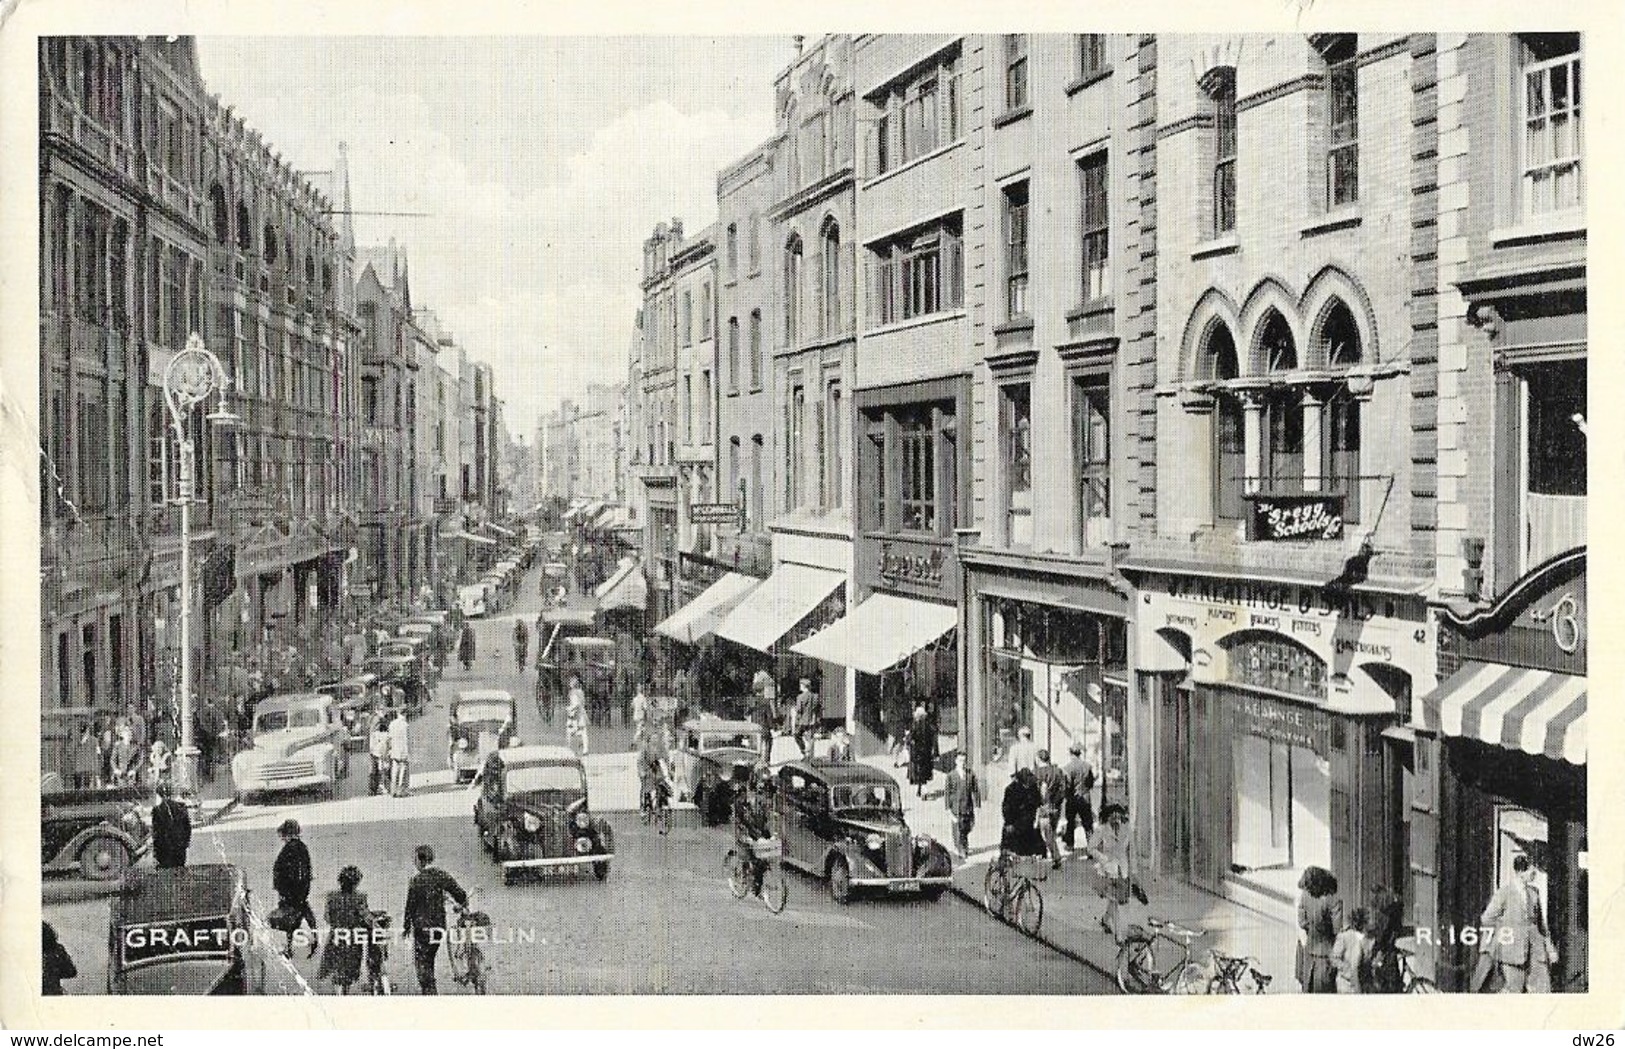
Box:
1086;803;1135;942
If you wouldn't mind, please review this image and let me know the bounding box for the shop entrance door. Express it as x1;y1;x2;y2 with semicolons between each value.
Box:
1231;732;1331;900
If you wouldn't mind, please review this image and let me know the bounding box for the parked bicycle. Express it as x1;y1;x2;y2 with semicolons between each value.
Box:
446;899;490;994
1116;917;1272;995
363;910;393;995
1205;948;1272;994
1396;944;1438;993
725;836;788;914
982;849;1045;936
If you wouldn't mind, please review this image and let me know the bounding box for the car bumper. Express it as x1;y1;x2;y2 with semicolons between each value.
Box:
234;773;333;794
848;875;954;890
500;852;614;870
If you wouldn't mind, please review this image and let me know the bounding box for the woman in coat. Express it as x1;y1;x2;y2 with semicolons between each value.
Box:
906;706;937;796
317;865;372;994
1363;885;1405;992
1297;865;1344;993
458;624;477;670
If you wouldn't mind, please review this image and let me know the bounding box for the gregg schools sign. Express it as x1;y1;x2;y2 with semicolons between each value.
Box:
1247;493;1344;542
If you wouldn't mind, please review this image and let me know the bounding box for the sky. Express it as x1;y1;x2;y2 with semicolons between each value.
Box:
193;36;799;437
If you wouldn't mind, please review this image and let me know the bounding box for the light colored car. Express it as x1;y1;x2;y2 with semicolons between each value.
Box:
459;584;489;618
231;693;350;801
449;689;521;782
674;716;769;825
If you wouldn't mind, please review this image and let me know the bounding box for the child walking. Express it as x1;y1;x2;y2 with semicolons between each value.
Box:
1330;906;1372;994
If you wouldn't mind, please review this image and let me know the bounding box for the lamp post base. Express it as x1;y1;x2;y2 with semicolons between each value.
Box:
171;746;202;809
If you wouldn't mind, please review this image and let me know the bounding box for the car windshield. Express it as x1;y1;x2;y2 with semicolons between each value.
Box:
506;764;585;793
831;783;899;811
456;702;512;724
702;733;761;752
256;708;323;732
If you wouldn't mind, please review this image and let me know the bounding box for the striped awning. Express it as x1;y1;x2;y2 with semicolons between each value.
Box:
1416;661;1586;764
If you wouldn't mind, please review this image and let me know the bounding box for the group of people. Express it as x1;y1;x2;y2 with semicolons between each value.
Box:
367;705;416;797
1296;866;1411;993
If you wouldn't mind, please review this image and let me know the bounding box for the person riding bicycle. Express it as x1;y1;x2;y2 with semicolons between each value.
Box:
637;736;674;820
731;764;777;896
512;618;529;672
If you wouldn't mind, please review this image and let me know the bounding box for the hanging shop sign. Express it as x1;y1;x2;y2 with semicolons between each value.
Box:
1246;492;1345;542
690;502;743;525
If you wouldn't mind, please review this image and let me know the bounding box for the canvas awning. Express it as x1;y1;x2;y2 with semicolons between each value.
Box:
593;559;647;612
654;572;763;645
713;564;844;654
791;593;957;676
453;531;497;547
1416;661;1586;764
486;522;517;538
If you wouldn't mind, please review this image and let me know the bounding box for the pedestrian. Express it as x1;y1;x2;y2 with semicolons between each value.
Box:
109;725;139;787
1473;854;1558;993
1060;742;1096;848
150;780;192;869
1086;802;1136;943
750;669;776;733
942;751;981;859
272;819;319;959
827;725;854;762
1330;906;1372;994
630;683;651;748
566;676;589;756
401;844;468;995
97;715;116;787
197;697;227;782
368;710;392;796
125;703;148;753
1000;767;1045;858
70;719;99;790
1033;748;1067;868
793;678;820;759
906;706;937;798
318;865;372;995
513;617;529;672
388;708;411;797
1007;725;1038;773
1296;865;1343;993
146;739;173;792
1363;885;1405;993
458;623;476;671
41;922;76;996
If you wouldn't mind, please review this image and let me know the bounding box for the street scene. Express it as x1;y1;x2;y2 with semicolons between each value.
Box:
35;32;1587;1001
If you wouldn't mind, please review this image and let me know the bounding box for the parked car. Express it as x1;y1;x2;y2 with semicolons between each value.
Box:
773;760;953;904
398;619;447;667
379;635;439;691
473;745;613;884
459;584;489;619
315;673;381;750
674;716;769;826
362;653;427;715
107;864;272;994
41;785;151;880
230;693;350;801
448;689;521;783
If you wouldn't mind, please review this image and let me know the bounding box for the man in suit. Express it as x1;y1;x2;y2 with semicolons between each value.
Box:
942;751;981;859
1033;749;1068;869
149;781;192;869
1477;854;1558;992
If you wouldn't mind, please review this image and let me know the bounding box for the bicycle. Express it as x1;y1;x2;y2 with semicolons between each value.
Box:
982;849;1045;936
725;836;788;914
1115;917;1210;994
1205;948;1272;994
640;778;672;835
1396;945;1438;993
363;910;393;995
446;900;490;994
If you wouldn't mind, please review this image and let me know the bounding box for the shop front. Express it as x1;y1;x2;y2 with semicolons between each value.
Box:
963;557;1130;806
1133;571;1434;923
1410;549;1587;991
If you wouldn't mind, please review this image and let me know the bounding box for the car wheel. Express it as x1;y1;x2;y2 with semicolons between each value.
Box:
827;856;853;905
78;836;130;880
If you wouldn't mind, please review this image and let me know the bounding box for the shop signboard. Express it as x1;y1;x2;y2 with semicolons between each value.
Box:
859;534;960;603
689;502;742;525
1246;492;1345;542
1232;690;1332;755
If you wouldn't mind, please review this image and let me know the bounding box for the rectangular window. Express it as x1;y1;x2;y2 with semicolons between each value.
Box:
1216;398;1246;521
699;369;712;444
1526;359;1586;496
873;53;961;175
828;382;844;509
1326;38;1360;207
813;397;826;508
867;422;887;531
1266;394;1304;490
1079;34;1107;80
1073;377;1111;543
869;218;964;327
1005;35;1029;111
1521;35;1582;217
790;385;806;508
1327;390;1362;523
683;291;693;346
726;225;738;280
1214;76;1238;234
1001;383;1032;546
1080;153;1111;303
728;317;740;392
899;408;936;532
1004;181;1030;319
700;283;712;341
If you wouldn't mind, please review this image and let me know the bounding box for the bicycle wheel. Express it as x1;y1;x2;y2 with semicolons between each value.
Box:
725;850;750;899
760;863;788;914
1012;881;1044;936
655;801;671;836
1172;962;1207;994
1407;976;1439;993
983;862;1013;918
1115;936;1157;995
468;947;488;995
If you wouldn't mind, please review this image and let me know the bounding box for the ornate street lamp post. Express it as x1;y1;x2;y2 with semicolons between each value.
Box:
162;332;239;807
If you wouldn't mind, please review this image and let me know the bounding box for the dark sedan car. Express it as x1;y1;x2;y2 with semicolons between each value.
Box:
315;673;381;750
674;716;768;826
41;785;151;880
473;745;613;884
774;760;953;904
361;653;426;715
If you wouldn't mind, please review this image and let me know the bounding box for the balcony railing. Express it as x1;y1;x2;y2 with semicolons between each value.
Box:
1526;492;1585;571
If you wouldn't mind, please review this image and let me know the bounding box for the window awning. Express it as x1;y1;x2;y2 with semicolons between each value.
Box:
1416;661;1586;765
453;531;497;547
485;522;517;538
593;559;647;612
714;564;845;654
654;572;763;645
791;593;957;676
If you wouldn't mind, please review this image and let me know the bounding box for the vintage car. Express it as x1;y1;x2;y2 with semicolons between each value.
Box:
473;745;614;884
458;583;490;619
774;760;953;904
107;864;277;994
41;785;151;880
379;635;439;691
675;716;769;826
448;689;521;782
230;693;350;801
362;653;427;715
315;673;380;750
398;616;448;662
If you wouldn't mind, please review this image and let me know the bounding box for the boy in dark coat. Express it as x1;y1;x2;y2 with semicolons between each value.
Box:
150;781;192;868
272;818;319;958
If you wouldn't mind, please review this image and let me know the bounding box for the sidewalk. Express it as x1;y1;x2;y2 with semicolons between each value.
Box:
859;754;1300;992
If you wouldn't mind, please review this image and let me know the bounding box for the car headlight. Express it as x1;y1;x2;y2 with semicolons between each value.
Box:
457;738;471;750
522;813;542;833
574;837;592;854
865;834;884;851
572;811;591;830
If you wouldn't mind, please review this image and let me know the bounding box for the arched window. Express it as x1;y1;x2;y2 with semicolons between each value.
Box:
1202;67;1238;235
783;235;804;346
1205;322;1246;522
749;434;764;530
210;184;229;244
726;223;738;280
236;201;252;253
1258;310;1302;487
820;219;841;336
748;213;761;273
263;224;278;267
727;316;740;391
748;309;763;389
1318;299;1364;521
